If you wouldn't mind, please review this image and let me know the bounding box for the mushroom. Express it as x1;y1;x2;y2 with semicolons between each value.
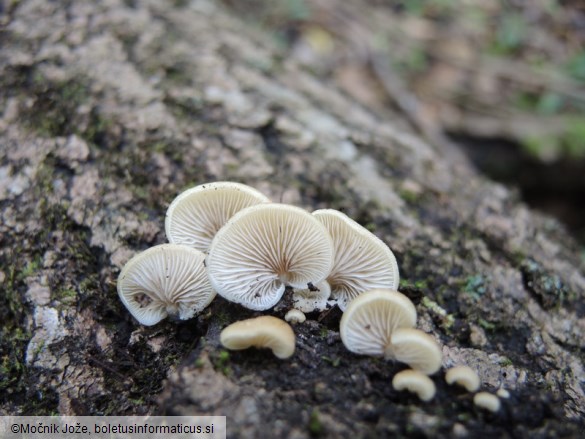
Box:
340;289;417;357
292;280;331;313
285;309;306;324
165;181;270;252
473;392;501;412
445;365;481;392
117;244;215;326
312;209;399;311
392;369;436;402
389;328;442;375
207;203;334;310
220;316;295;359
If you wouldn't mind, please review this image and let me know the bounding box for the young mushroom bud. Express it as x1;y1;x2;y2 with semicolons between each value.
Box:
117;244;215;326
208;204;334;310
220;316;296;359
165;181;270;252
312;209;399;311
392;369;436;402
445;365;481;392
473;392;501;413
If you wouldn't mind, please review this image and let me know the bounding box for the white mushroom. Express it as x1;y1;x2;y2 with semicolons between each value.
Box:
389;328;442;375
292;280;331;313
220;316;295;359
207;204;334;310
285;309;306;324
445;365;481;392
340;289;417;357
313;209;399;311
473;392;501;412
392;369;436;402
117;244;215;326
165;181;270;252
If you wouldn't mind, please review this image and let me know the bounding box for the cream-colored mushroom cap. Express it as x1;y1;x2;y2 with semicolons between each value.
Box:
313;209;399;311
165;181;270;252
445;365;480;392
117;244;215;326
292;280;331;313
473;392;501;412
220;316;295;359
389;328;442;375
340;289;417;357
207;204;334;310
285;309;306;324
392;369;436;402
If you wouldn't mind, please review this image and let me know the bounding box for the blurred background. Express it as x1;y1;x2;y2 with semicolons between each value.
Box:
220;0;585;246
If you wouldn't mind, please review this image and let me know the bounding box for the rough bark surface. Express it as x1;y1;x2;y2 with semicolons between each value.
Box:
1;1;584;438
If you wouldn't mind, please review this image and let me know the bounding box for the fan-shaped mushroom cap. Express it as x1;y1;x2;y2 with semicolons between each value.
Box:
165;181;270;252
473;392;501;412
392;369;436;402
388;328;442;375
340;289;417;357
207;204;334;310
292;280;331;313
117;244;215;326
445;365;481;392
312;209;399;311
220;316;295;359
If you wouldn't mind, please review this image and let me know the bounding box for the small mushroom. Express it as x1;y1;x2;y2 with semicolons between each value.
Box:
473;392;501;412
292;280;331;313
340;289;417;357
389;328;442;375
285;309;306;324
392;369;436;402
165;181;270;252
207;204;334;310
313;209;399;311
220;316;295;359
117;244;215;326
445;365;481;392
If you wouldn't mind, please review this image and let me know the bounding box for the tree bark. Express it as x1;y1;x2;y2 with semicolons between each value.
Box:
1;0;583;437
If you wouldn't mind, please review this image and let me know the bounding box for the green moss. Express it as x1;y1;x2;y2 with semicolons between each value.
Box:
399;278;428;290
212;350;232;376
321;356;340;367
478;318;496;331
308;409;323;436
463;275;486;300
421;297;455;330
399;188;420;203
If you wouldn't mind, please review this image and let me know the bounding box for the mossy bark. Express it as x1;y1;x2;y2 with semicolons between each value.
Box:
1;0;584;437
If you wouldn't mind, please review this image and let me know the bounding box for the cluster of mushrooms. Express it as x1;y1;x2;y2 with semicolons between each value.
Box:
117;182;505;409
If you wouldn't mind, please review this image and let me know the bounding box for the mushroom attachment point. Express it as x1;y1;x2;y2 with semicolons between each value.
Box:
117;244;215;326
165;181;270;252
340;289;417;357
313;209;399;311
220;316;296;359
388;328;442;375
292;280;331;313
208;204;334;310
392;369;436;402
445;365;481;392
